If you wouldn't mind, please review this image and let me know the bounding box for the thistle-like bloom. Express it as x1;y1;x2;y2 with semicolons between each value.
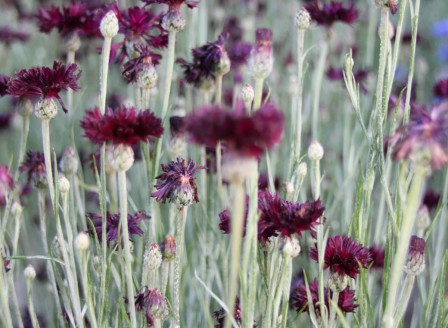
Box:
37;2;100;38
368;245;385;270
248;28;274;79
132;287;169;326
19;151;47;189
404;235;426;276
0;27;29;45
305;1;358;26
310;235;372;279
434;78;448;99
86;211;150;247
185;103;284;157
258;191;324;244
7;61;81;112
0;165;13;206
151;158;205;206
80;106;163;146
389;103;448;169
213;298;244;327
122;44;162;83
291;279;357;317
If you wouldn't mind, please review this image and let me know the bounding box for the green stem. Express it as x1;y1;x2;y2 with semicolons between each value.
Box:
312;37;329;140
253;78;264;111
100;37;112;115
26;278;40;328
161;30;177;121
41;119;55;205
67;50;75;119
263;255;282;328
174;206;188;326
328;291;340;328
382;166;426;327
80;251;99;328
271;255;291;328
0;263;13;327
280;261;293;328
118;170;137;327
393;274;415;327
17;115;30;172
216;73;223;106
295;28;306;164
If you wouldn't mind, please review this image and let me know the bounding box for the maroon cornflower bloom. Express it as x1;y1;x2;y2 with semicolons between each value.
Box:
80;106;163;146
122;43;162;83
37;2;101;38
86;211;150;247
213;298;245;327
0;112;13;131
185;102;284;157
404;235;426;275
0;75;10;97
151;158;205;206
305;1;358;26
228;41;252;69
142;0;199;10
7;61;81;112
218;195;249;235
257;192;324;244
19;151;47;188
423;190;441;211
434;78;448;99
310;235;372;278
132;287;168;326
368;245;385;270
0;165;13;206
0;27;29;45
291;279;357;316
389;103;448;169
169;115;185;138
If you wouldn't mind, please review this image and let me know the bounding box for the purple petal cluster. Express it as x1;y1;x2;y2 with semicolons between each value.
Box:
19;151;47;188
122;43;162;83
368;245;385;270
434;78;448;99
132;287;168;326
185;102;284;157
0;75;10;97
142;0;199;11
86;211;150;247
0;27;29;45
80;106;163;146
305;1;358;26
7;61;81;112
310;235;372;278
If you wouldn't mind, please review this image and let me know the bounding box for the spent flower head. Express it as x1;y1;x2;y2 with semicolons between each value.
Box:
20;151;47;189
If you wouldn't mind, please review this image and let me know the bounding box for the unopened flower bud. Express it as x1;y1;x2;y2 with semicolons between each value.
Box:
17;97;33;117
161;235;176;261
216;54;231;76
63;33;81;53
241;84;255;104
404;235;425;276
146;288;169;320
295;8;311;30
308;141;324;161
60;147;78;177
58;175;70;194
327;272;348;292
24;265;36;280
416;206;430;236
137;64;158;90
248;28;274;80
11;202;23;217
280;235;301;258
144;243;162;271
298;162;308;179
162;11;186;32
285;182;294;195
107;144;135;172
35;98;58;120
100;11;119;38
75;232;90;251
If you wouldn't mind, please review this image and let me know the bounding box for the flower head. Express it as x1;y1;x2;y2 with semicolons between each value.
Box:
151;158;205;206
185;102;284;157
305;1;358;26
389;103;448;169
7;61;81;113
20;151;47;189
132;287;168;326
248;28;274;79
368;245;385;270
434;78;448;99
142;0;199;11
257;191;324;244
37;2;100;38
310;235;372;278
0;75;10;97
218;195;249;235
404;235;426;276
86;211;150;247
0;27;29;45
81;106;163;146
0;165;13;206
122;43;162;83
423;190;441;211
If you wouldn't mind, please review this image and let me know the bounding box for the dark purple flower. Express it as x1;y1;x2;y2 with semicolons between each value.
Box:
185;102;284;157
122;43;162;83
310;235;372;278
0;26;29;45
142;0;199;11
305;1;358;26
228;41;252;69
151;158;205;206
0;112;13;131
389;103;448;169
258;172;280;191
404;235;426;275
169;115;185;138
213;298;245;328
86;211;150;247
0;74;10;97
7;61;81;113
80;106;163;146
19;151;47;189
132;287;168;326
368;245;385;270
218;195;249;235
291;278;357;317
37;2;100;38
0;165;13;206
423;190;441;211
434;78;448;99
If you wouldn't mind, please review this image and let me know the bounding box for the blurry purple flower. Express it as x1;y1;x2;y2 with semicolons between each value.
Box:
0;75;10;97
213;298;245;327
305;1;358;26
218;195;249;235
0;165;13;206
257;172;280;191
80;106;163;146
132;287;168;326
122;43;162;83
0;27;29;45
0;112;13;131
86;211;150;247
151;158;205;206
432;19;448;38
142;0;199;11
7;61;81;112
20;151;47;189
423;190;441;211
368;245;385;270
2;257;10;272
310;235;371;278
326;66;369;92
434;78;448;99
228;41;252;69
169;115;185;138
404;235;426;275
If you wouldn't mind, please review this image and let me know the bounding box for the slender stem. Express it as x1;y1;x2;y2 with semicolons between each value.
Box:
26;278;40;328
161;261;170;295
17;115;30;171
174;206;188;326
393;274;415;327
118;170;137;327
271;255;291;328
41;119;55;205
161;30;177;121
295;28;306;164
280;261;293;328
80;251;99;328
215;74;223;105
0;263;13;327
328;291;340;328
224;179;245;328
383;167;426;327
100;37;112;115
312;37;329;140
263;255;282;328
109;173;118;213
253;78;264;111
67;50;75;118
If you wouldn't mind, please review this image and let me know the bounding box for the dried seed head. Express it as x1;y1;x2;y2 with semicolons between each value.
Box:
75;232;90;251
143;243;162;271
107;144;135;172
137;64;158;90
308;141;324;161
24;265;36;280
59;147;78;177
280;235;301;258
100;11;119;38
161;235;176;261
295;8;311;30
404;236;426;276
327;272;349;293
248;28;274;80
241;84;254;104
35;98;58;120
